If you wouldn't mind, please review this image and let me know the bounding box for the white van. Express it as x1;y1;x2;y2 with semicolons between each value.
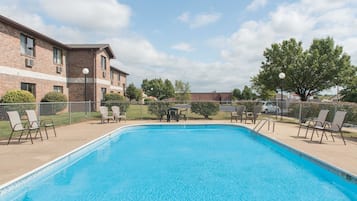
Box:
261;101;280;113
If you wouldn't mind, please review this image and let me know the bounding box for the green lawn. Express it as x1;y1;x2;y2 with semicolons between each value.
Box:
1;105;356;141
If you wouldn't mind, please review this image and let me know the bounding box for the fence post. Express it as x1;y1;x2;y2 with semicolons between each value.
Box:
38;102;41;121
69;102;72;124
299;102;302;123
88;100;92;116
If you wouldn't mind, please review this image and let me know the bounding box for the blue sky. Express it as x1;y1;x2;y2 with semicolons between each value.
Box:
1;0;356;92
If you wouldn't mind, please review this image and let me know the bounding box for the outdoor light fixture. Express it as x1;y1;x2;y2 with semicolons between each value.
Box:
82;68;89;114
279;72;286;120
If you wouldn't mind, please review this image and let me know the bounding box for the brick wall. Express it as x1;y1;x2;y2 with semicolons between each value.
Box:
0;21;68;102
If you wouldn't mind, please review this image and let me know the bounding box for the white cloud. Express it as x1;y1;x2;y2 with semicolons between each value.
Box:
1;0;357;92
178;12;221;28
39;0;131;32
171;43;195;52
247;0;268;11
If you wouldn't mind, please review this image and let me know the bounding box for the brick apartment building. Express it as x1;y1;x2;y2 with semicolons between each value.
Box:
0;15;128;109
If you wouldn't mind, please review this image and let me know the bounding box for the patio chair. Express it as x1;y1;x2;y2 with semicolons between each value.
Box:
231;105;246;123
310;111;347;145
297;109;329;138
99;106;114;123
111;106;127;122
6;111;39;144
26;110;56;139
245;105;261;124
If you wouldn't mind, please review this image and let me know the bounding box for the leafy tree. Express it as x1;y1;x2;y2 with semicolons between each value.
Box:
252;37;355;101
135;88;143;102
232;88;242;100
340;74;357;102
126;83;141;101
191;102;219;119
141;78;175;100
174;80;191;102
241;85;254;100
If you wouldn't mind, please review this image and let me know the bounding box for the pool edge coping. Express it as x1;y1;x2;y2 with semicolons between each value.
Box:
1;123;356;198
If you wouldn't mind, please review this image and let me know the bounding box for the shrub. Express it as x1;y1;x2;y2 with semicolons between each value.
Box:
1;90;36;116
191;102;219;119
103;93;129;112
147;101;172;118
1;90;35;103
41;92;68;114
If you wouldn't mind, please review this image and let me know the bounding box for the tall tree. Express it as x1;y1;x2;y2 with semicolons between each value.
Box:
340;72;357;102
241;85;254;100
174;80;191;102
232;88;242;100
141;78;175;100
252;37;355;101
126;83;142;102
126;83;138;101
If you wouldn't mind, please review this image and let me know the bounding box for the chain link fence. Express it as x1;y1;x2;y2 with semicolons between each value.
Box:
1;100;356;139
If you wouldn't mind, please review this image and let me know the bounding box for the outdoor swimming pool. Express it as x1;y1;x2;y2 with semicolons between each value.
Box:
1;124;357;201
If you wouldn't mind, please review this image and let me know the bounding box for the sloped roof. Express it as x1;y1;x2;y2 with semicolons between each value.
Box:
0;15;116;59
0;15;67;48
66;44;115;59
110;66;129;75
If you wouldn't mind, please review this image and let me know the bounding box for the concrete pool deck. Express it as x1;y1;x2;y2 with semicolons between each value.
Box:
0;119;357;185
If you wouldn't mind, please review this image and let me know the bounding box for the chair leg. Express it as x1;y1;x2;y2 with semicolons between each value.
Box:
310;129;316;141
18;130;26;143
34;129;43;141
26;130;34;144
297;125;302;136
7;130;15;145
339;131;346;145
319;131;328;144
52;125;57;137
44;127;49;139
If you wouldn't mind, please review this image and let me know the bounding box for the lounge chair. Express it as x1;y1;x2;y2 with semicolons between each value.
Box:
111;106;126;122
99;106;114;123
245;105;261;124
231;105;245;123
310;111;347;145
297;109;329;138
6;111;41;144
26;110;56;139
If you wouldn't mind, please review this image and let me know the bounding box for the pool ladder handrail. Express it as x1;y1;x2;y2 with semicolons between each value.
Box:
253;118;275;133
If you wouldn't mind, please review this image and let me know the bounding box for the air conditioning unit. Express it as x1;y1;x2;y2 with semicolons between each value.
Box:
56;66;62;74
102;72;106;78
25;58;34;67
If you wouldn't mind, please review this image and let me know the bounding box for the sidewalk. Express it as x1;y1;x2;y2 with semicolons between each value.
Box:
0;119;356;185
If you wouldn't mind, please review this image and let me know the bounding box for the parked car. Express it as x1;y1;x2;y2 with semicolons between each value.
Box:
261;101;280;113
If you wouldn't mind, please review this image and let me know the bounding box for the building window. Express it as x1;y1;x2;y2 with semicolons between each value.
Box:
101;56;106;70
21;82;36;97
101;88;107;100
20;34;35;57
53;47;63;64
53;86;63;93
118;72;121;81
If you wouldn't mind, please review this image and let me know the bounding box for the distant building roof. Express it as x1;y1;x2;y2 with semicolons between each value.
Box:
66;44;115;59
110;66;129;75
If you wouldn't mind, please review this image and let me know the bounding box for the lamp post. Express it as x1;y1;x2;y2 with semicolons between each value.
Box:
82;68;89;114
279;72;286;120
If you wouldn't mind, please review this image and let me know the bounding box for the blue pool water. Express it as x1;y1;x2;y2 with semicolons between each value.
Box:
2;125;357;201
